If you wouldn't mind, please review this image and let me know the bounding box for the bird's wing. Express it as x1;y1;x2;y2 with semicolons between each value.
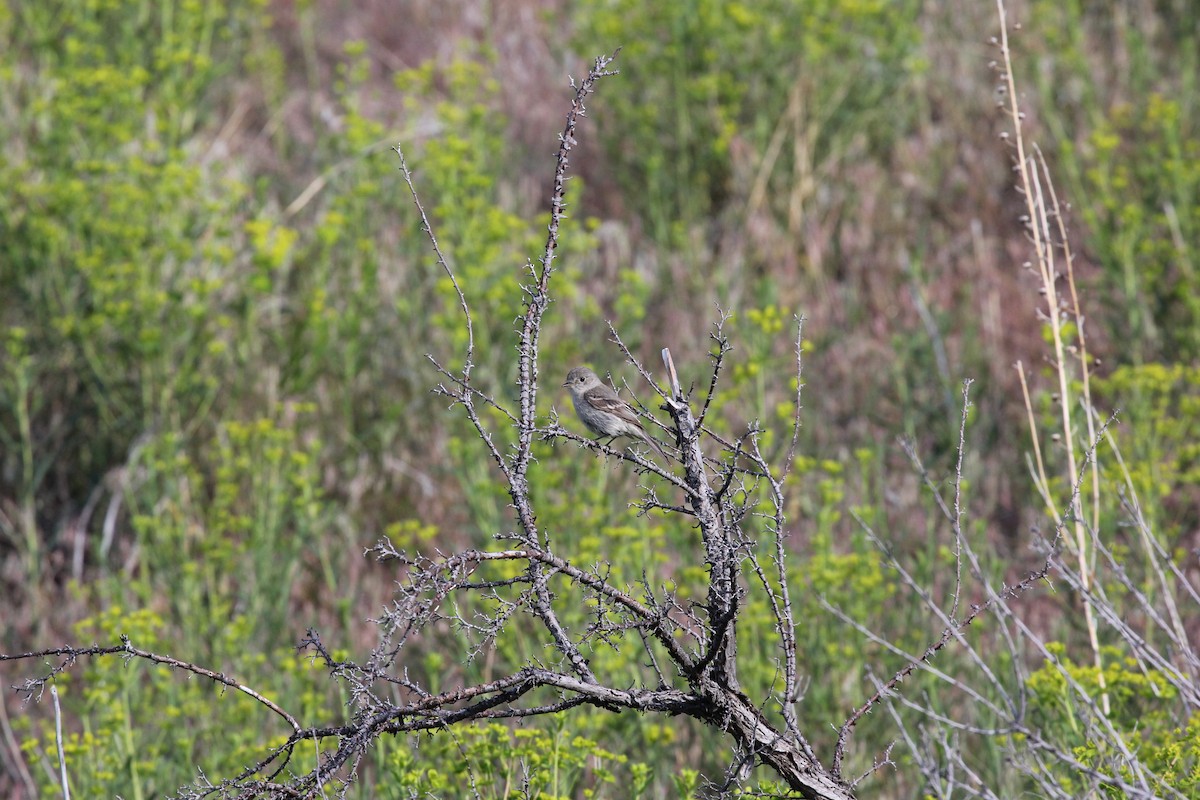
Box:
585;391;644;427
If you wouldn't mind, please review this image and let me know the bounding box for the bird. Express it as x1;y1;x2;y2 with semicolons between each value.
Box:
562;366;668;461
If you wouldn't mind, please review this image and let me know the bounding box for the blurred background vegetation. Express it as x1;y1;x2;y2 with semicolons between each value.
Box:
0;0;1197;796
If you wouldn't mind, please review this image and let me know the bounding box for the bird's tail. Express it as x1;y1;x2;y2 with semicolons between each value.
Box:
641;430;669;462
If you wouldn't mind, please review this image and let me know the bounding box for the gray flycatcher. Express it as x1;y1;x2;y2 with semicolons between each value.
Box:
563;366;668;460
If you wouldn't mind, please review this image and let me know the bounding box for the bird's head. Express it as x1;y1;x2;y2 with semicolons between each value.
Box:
563;366;599;389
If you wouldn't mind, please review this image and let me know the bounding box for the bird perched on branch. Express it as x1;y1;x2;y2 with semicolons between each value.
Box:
563;366;668;461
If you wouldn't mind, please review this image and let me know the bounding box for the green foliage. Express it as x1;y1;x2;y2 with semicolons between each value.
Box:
573;0;923;247
377;721;646;799
2;3;365;792
125;414;331;644
1023;644;1200;798
1031;0;1200;364
0;0;264;591
17;607;338;798
1074;95;1200;362
1092;363;1200;515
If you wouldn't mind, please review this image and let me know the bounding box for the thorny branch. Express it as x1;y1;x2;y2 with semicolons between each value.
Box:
3;50;922;800
266;47;850;798
1;640;301;735
317;50;851;800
